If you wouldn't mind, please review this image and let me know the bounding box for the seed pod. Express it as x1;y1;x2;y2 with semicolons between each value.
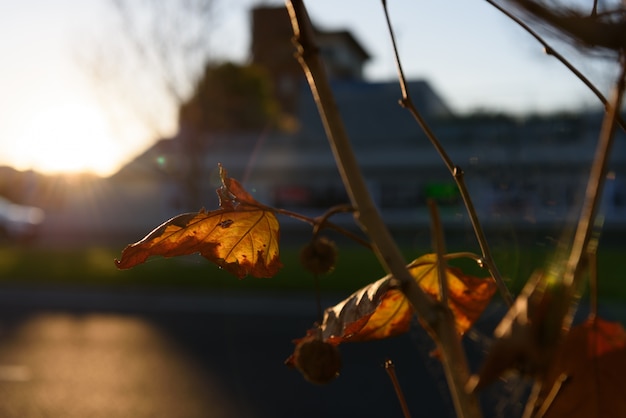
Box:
293;336;341;384
300;236;338;275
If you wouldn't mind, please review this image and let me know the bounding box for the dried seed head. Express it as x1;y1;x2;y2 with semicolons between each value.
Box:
294;336;341;384
300;237;338;275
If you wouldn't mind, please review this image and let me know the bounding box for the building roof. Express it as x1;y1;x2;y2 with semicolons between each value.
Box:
296;79;453;145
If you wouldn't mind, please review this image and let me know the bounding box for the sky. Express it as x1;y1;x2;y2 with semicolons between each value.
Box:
0;0;619;177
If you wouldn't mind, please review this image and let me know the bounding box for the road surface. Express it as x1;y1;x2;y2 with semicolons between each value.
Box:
2;285;622;417
0;286;466;418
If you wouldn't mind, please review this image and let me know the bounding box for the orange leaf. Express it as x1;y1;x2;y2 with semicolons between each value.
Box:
538;318;626;418
298;254;496;346
115;166;281;278
408;254;497;335
321;276;413;345
285;276;410;371
287;254;496;380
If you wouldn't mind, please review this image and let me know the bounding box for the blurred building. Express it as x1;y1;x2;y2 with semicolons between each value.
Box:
110;6;625;238
10;5;625;245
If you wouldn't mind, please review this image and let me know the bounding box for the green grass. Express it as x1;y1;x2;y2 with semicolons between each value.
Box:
0;245;387;294
0;244;624;302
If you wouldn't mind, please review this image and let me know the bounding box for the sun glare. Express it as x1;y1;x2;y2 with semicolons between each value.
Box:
11;103;124;176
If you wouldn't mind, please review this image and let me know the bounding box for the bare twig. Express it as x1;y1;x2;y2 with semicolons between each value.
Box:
485;0;626;132
384;359;413;418
536;374;569;418
311;204;357;238
587;232;600;321
562;55;626;329
381;0;513;307
272;207;372;249
522;379;543;418
429;199;449;305
285;1;481;416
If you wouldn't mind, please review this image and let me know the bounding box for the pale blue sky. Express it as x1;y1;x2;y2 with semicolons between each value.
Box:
0;0;618;176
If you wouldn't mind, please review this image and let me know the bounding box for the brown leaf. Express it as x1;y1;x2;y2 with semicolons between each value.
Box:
537;318;626;418
321;276;413;345
408;254;497;336
115;166;281;278
287;254;496;382
467;272;571;393
296;254;496;346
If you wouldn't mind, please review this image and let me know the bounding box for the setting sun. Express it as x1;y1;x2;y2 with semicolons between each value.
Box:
8;103;125;177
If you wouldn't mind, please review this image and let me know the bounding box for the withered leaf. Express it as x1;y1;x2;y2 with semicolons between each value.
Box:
321;276;412;345
294;254;496;347
467;272;571;393
537;317;626;418
115;166;281;278
408;254;497;335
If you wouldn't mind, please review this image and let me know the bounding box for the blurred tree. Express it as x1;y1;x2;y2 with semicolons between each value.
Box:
82;0;219;140
175;61;279;210
84;2;284;210
178;62;279;133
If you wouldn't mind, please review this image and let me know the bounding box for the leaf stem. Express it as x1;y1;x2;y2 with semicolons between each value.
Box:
313;274;324;323
272;207;372;249
381;0;513;307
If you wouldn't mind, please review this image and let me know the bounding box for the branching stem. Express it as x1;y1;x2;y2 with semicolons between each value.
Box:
272;207;372;249
485;0;626;132
285;1;481;417
562;55;626;328
381;0;513;307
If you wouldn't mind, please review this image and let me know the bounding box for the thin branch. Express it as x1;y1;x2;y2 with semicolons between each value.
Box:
285;2;481;417
591;0;599;17
271;207;372;249
429;199;449;305
587;232;600;321
485;0;626;133
311;204;357;238
562;55;626;328
536;374;569;418
381;0;513;307
285;0;436;318
384;359;413;418
522;379;543;418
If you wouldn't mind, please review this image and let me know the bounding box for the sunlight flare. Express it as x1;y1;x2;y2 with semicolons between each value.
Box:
9;103;124;176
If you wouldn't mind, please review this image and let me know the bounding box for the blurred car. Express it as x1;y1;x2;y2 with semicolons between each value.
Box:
0;196;45;242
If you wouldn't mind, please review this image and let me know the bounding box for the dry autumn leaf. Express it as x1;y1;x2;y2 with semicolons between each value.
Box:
115;166;281;278
320;275;412;345
467;271;571;393
409;254;497;335
287;253;496;374
536;317;626;418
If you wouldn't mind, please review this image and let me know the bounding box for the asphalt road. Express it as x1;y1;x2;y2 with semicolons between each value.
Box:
0;287;465;418
3;286;622;418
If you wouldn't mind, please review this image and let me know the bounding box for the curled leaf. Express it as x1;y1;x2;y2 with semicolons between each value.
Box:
115;166;281;278
408;254;497;335
468;271;570;392
321;276;412;345
287;253;496;377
